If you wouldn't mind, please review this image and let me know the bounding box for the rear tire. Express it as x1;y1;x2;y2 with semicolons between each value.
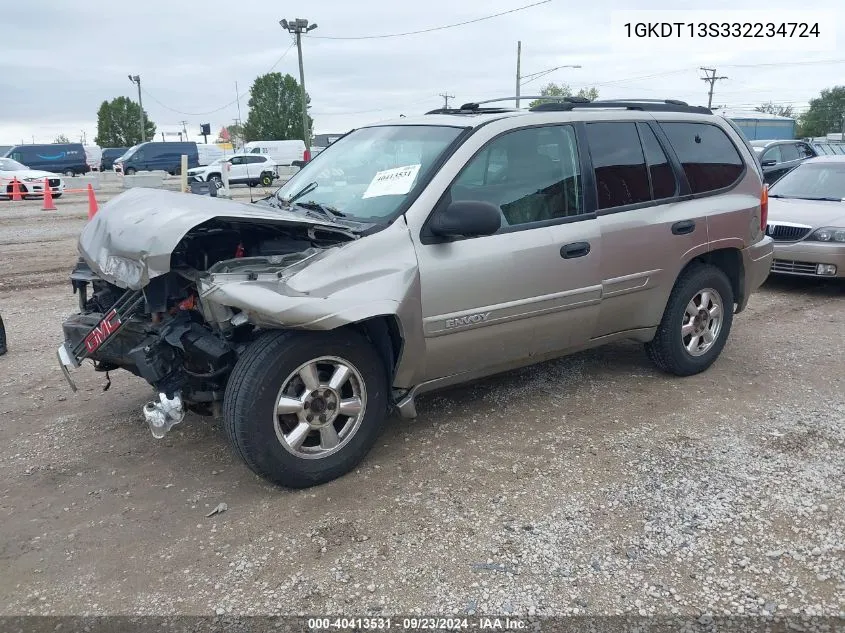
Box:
645;263;734;377
260;172;273;187
224;329;389;488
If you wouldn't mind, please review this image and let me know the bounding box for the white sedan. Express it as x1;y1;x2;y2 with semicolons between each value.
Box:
0;157;66;199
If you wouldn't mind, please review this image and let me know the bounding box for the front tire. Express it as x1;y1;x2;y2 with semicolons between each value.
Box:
125;167;136;176
645;263;734;377
224;329;389;488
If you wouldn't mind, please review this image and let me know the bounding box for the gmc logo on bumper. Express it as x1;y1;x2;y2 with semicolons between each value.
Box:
83;309;121;353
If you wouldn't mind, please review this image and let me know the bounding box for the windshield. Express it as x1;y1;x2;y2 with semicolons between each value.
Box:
273;125;465;221
0;157;27;171
769;162;845;200
118;145;139;162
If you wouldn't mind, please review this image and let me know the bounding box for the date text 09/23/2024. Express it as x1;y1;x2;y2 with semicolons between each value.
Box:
308;617;526;630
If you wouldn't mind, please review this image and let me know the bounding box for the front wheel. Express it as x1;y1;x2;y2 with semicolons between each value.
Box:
224;329;389;488
64;169;74;177
125;167;136;176
645;263;734;377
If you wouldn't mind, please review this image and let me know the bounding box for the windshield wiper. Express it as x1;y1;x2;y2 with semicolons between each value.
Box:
294;200;347;221
801;196;843;202
770;194;843;201
282;181;318;205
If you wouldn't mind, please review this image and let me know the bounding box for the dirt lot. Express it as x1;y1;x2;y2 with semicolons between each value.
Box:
0;186;843;620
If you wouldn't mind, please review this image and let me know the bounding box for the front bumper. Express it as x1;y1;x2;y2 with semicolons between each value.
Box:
770;241;845;278
25;180;65;194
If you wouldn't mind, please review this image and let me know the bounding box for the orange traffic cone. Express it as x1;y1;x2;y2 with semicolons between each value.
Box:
42;178;56;211
86;183;99;219
10;178;22;201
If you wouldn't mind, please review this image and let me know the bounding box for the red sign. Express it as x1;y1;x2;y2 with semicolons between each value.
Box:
83;309;122;353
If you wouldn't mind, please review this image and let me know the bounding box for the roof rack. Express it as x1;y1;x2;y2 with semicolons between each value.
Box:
529;99;712;114
425;95;586;115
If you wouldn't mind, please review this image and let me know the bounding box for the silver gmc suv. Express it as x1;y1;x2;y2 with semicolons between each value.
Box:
58;97;774;488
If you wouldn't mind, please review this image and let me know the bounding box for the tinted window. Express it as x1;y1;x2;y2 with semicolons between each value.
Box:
230;156;244;165
450;124;584;227
246;155;266;164
639;124;676;199
762;146;782;163
586;122;650;209
779;143;799;162
660;122;744;194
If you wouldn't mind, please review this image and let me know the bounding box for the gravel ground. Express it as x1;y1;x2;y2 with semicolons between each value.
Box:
0;191;843;624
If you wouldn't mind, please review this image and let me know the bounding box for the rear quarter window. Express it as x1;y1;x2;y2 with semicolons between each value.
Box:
660;122;744;194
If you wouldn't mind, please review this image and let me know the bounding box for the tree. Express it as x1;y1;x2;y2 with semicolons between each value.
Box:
219;123;245;148
755;102;794;118
242;72;313;142
797;86;845;138
94;96;156;147
53;134;70;144
528;82;599;109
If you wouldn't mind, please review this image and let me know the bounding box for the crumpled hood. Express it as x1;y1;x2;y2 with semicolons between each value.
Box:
77;187;353;290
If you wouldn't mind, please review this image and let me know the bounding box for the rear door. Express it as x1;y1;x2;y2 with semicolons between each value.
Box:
591;120;711;338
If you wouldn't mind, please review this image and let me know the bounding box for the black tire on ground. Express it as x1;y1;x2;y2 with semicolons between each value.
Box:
644;263;734;377
260;173;273;187
125;167;136;175
208;174;222;185
64;169;74;177
224;329;389;488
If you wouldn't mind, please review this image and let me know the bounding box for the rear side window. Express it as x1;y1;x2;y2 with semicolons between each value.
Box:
762;146;782;163
586;122;651;209
659;122;744;194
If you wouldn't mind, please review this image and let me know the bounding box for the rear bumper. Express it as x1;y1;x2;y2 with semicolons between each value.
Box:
737;235;774;312
770;241;845;278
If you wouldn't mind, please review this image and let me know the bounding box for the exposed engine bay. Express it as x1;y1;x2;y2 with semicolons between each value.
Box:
60;218;353;424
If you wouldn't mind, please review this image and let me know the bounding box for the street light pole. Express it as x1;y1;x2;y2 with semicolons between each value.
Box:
128;74;146;142
280;18;318;160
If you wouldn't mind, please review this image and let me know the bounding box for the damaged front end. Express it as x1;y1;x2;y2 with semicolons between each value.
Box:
58;188;357;436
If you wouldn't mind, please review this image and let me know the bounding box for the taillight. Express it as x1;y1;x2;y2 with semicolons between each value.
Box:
303;149;311;162
760;185;769;232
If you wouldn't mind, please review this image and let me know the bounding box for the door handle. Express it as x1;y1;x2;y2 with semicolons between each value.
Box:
560;241;590;259
671;220;696;235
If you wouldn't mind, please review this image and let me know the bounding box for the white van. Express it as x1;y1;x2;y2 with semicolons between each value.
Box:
197;143;226;166
242;140;306;166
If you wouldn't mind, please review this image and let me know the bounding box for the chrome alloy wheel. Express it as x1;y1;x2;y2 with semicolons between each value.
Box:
273;356;367;459
681;288;724;357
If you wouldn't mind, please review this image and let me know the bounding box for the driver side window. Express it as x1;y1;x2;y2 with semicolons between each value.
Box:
449;125;583;229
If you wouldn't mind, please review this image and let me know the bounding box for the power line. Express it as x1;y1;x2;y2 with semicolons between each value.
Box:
140;43;296;117
305;0;551;40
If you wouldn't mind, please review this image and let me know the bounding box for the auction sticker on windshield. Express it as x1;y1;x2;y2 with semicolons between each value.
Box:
362;164;421;198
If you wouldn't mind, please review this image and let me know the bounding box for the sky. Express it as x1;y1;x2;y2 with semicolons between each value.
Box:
0;0;843;146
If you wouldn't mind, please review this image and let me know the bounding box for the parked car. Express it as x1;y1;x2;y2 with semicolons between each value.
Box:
0;157;65;199
3;143;89;176
57;98;773;489
114;141;199;175
101;148;129;172
750;139;817;184
243;140;307;166
187;153;277;187
765;155;845;278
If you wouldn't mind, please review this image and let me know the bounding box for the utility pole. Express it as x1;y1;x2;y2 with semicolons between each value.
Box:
128;75;146;142
179;120;189;140
280;18;318;160
700;67;728;109
438;92;455;108
515;41;522;108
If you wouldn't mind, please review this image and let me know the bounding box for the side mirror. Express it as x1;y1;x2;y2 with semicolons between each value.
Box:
429;200;502;238
291;160;306;169
761;159;777;167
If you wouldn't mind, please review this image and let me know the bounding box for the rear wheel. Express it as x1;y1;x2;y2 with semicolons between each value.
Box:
645;263;734;376
260;172;273;187
224;329;389;488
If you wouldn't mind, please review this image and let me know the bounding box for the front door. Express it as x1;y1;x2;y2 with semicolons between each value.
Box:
412;123;602;382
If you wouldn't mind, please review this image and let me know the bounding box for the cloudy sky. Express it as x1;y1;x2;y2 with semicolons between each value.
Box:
1;0;842;145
